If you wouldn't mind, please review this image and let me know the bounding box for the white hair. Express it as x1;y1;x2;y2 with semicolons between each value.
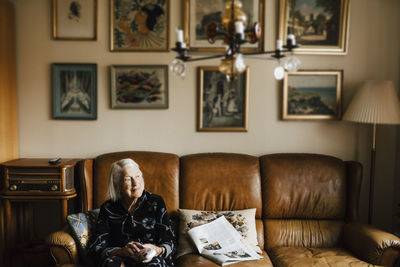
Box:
107;158;142;201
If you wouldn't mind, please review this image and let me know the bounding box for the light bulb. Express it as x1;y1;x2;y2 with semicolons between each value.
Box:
170;59;186;78
274;66;285;80
284;55;301;72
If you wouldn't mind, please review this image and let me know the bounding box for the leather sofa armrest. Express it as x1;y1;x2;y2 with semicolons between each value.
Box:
344;222;400;266
45;231;79;265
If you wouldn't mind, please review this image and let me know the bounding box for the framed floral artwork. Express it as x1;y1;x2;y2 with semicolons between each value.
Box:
197;66;249;131
110;0;169;51
184;0;264;52
110;65;168;109
52;63;97;120
52;0;97;40
282;70;343;120
279;0;350;54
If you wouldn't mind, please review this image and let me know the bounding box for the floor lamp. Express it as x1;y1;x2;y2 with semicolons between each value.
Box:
343;80;400;224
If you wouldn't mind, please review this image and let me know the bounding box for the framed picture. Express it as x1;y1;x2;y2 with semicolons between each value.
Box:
197;66;249;131
110;65;168;109
110;0;169;51
52;0;97;40
282;70;343;120
279;0;350;54
52;63;97;120
184;0;264;52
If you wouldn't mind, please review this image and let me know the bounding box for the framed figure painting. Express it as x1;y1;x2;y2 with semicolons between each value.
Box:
282;70;342;120
110;0;169;51
279;0;350;54
52;63;97;120
184;0;264;52
110;65;168;109
197;66;249;131
52;0;97;40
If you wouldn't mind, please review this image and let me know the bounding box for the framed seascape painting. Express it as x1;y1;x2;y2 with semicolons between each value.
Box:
184;0;264;52
52;63;97;120
52;0;97;40
282;70;342;120
197;66;249;131
110;0;169;51
110;65;168;109
279;0;350;54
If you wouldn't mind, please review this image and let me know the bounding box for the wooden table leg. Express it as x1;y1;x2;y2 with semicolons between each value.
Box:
4;199;11;266
61;199;68;226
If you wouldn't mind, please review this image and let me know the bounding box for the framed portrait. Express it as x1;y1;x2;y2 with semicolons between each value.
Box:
282;70;343;120
52;63;97;120
52;0;97;40
279;0;350;54
110;65;168;109
184;0;264;52
110;0;169;51
197;66;249;131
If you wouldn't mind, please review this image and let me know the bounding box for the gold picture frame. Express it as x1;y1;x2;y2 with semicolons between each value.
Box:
184;0;264;52
197;66;249;131
282;70;343;120
110;0;170;52
279;0;350;54
52;0;97;40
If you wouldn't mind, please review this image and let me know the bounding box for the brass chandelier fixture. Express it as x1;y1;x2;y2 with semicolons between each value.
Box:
171;0;301;80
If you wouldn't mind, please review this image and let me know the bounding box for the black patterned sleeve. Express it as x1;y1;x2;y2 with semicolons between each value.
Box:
154;196;176;258
88;203;119;260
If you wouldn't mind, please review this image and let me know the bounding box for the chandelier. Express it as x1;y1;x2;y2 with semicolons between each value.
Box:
171;0;300;80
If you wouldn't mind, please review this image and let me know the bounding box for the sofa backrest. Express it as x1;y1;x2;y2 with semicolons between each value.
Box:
180;153;264;248
259;153;362;249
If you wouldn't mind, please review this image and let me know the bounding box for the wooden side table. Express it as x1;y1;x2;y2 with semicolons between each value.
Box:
0;158;79;265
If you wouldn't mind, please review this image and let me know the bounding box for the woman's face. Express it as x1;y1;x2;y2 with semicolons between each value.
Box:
120;165;144;201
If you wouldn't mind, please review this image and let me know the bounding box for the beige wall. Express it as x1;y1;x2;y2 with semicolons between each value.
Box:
15;0;400;230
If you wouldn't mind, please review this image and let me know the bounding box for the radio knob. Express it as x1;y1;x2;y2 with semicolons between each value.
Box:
51;185;58;191
9;185;17;191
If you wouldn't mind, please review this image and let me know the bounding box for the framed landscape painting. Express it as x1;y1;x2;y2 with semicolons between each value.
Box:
52;63;97;120
197;66;249;131
282;70;342;120
52;0;97;40
110;65;168;109
279;0;350;54
110;0;169;51
184;0;264;52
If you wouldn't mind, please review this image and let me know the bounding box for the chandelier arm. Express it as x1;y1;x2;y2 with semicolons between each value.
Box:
242;49;291;56
181;54;227;62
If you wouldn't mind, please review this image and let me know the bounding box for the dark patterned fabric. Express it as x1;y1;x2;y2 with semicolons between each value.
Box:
88;191;176;267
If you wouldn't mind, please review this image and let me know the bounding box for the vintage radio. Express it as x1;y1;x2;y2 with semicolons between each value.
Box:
0;158;77;195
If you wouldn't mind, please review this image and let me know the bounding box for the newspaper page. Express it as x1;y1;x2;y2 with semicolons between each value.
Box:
187;216;263;266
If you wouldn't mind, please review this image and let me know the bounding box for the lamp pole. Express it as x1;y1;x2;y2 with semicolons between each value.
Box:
368;123;377;225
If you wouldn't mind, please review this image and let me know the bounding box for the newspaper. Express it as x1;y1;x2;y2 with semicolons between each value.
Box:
187;216;263;266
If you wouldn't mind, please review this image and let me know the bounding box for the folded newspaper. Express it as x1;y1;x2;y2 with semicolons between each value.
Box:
187;216;263;266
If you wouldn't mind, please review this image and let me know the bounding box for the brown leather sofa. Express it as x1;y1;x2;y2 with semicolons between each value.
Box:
46;151;400;266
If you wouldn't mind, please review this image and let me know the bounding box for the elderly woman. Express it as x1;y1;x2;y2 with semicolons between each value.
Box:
89;158;176;267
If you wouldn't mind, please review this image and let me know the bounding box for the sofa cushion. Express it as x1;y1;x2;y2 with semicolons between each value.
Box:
260;154;347;219
268;247;374;267
66;209;99;265
177;208;262;258
177;251;274;267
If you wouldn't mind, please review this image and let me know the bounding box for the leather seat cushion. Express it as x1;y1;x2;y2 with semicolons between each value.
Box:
176;251;274;267
268;247;378;267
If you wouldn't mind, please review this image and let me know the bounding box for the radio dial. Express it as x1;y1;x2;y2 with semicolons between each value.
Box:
9;185;17;191
51;185;58;191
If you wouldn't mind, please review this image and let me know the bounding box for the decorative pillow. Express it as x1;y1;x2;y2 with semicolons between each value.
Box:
67;209;99;265
177;208;261;258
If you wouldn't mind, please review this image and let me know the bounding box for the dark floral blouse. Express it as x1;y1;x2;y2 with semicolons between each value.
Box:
89;190;176;267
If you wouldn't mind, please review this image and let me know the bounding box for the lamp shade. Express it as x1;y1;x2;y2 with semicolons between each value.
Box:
343;80;400;124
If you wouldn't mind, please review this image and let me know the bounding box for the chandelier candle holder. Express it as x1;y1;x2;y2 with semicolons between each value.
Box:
171;0;300;80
